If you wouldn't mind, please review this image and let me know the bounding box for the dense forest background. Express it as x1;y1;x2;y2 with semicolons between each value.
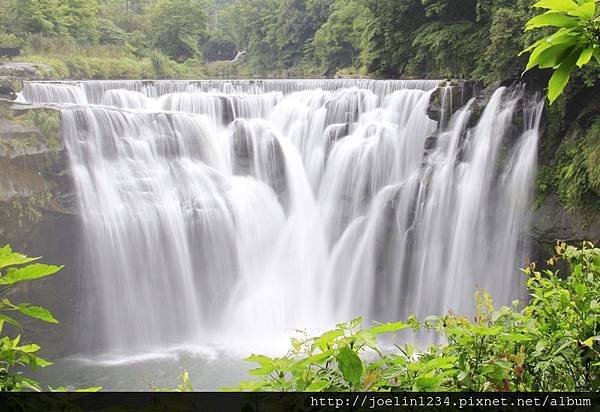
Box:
0;0;591;85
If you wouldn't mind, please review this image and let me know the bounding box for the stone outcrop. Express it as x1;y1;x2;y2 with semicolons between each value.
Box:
426;80;482;123
0;97;76;248
0;62;54;100
0;97;80;357
0;62;53;79
532;194;600;243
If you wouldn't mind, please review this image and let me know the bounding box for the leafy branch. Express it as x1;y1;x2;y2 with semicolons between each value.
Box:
522;0;600;103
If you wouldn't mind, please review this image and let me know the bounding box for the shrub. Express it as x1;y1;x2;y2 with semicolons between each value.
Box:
150;50;175;79
17;54;70;79
0;32;23;48
0;245;61;391
97;18;126;46
522;0;600;103
233;242;600;392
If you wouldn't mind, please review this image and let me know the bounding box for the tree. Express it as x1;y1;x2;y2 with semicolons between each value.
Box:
0;0;64;37
57;0;100;43
270;0;319;67
216;0;279;70
312;0;368;72
523;0;600;103
147;0;209;61
360;0;426;77
0;0;100;43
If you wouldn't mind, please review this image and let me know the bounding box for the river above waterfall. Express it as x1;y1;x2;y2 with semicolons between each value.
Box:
19;79;542;390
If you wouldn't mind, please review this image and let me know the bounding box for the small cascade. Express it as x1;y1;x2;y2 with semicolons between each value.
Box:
20;79;542;356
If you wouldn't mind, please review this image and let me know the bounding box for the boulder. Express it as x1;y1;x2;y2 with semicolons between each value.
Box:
531;194;600;245
0;62;52;79
427;80;481;123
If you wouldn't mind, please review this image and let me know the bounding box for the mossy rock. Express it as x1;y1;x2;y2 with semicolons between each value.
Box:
583;119;600;197
426;80;481;123
0;76;24;100
0;101;70;245
0;106;62;157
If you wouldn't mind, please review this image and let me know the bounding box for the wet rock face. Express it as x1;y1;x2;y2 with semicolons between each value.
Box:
231;120;288;200
531;194;600;245
528;194;600;268
0;98;79;357
427;80;481;123
0;99;74;248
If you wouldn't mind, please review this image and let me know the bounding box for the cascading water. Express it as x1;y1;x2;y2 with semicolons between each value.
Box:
20;79;542;357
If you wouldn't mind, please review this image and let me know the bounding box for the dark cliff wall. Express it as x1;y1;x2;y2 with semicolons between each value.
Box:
0;97;82;356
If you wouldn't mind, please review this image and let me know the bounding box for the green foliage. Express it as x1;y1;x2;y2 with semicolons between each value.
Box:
524;242;600;390
522;0;600;103
0;245;101;392
154;370;194;392
21;110;61;148
410;21;482;78
147;0;208;61
234;242;600;392
475;0;534;83
360;0;426;77
0;245;60;391
543;116;600;212
271;0;320;67
583;117;600;194
0;33;23;48
0;0;64;37
0;0;99;43
56;0;100;43
312;0;367;72
4;0;589;85
97;18;127;45
556;138;595;210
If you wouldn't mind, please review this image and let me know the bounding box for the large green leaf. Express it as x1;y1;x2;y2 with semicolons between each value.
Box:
576;45;595;66
548;47;580;103
19;352;52;368
305;379;329;391
525;41;554;70
536;43;580;69
370;321;409;335
0;313;22;329
0;263;62;285
525;12;579;31
581;336;600;347
315;328;344;350
0;246;39;270
533;0;579;12
568;1;596;19
15;343;41;353
15;304;58;324
246;354;275;376
336;345;363;387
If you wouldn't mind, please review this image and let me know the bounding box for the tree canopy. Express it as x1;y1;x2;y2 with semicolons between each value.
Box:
0;0;598;98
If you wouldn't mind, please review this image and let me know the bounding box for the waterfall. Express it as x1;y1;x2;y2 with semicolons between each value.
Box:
20;79;542;355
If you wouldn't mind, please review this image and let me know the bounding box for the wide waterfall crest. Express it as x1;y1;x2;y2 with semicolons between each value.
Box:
21;80;542;355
